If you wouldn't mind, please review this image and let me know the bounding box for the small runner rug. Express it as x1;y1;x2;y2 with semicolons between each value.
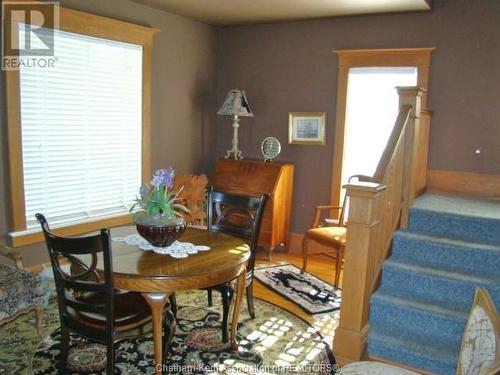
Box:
254;264;342;314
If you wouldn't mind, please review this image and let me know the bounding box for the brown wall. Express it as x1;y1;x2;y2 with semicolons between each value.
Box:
0;0;217;266
215;0;500;233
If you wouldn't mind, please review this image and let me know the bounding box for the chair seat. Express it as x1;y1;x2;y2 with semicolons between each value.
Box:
305;226;347;245
0;264;43;322
69;291;152;333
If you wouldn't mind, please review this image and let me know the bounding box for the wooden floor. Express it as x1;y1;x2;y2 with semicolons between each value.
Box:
253;249;342;324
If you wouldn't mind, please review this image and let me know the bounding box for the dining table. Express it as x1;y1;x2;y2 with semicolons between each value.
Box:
105;225;250;375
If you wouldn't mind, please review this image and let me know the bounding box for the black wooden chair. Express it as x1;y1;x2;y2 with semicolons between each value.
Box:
36;213;174;374
205;187;268;342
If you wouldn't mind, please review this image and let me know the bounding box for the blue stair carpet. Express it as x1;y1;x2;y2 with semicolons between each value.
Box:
367;194;500;375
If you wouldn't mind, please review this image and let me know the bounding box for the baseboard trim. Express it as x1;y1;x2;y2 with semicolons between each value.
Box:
427;169;500;199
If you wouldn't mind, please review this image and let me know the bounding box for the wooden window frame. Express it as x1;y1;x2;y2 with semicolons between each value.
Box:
330;48;435;206
5;4;158;247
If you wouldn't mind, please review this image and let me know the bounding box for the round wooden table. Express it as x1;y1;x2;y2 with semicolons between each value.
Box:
108;226;249;375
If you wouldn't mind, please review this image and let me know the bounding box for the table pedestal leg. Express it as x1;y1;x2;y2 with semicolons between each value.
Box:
230;267;246;350
142;292;170;375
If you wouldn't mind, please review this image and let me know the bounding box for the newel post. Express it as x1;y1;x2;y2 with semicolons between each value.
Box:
333;181;386;364
398;86;424;228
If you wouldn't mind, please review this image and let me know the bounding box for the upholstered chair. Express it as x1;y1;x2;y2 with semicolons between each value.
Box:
0;245;44;335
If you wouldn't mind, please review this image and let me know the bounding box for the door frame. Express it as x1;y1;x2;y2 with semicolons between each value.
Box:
330;48;435;206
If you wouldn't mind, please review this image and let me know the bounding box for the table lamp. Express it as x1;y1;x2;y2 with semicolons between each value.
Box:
217;89;253;160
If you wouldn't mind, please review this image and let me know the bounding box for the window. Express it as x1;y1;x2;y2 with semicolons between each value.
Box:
342;67;418;187
5;6;156;246
330;48;434;206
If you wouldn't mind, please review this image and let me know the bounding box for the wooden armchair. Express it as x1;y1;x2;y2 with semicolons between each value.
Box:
301;175;369;287
301;205;346;287
0;244;44;335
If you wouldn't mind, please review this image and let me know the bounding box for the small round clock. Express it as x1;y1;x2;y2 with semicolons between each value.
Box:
261;137;281;162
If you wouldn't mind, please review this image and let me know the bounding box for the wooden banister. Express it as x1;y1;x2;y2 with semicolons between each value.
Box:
372;106;411;182
333;87;430;365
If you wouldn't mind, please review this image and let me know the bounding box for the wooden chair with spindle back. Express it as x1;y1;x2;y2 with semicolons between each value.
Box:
36;213;174;374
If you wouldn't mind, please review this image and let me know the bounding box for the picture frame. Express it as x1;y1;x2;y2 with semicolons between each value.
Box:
288;112;326;145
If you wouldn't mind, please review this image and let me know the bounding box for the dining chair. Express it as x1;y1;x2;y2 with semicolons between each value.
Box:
36;213;174;374
301;175;367;287
205;187;268;342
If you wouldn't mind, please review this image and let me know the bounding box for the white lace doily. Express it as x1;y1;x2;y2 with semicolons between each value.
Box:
113;234;210;258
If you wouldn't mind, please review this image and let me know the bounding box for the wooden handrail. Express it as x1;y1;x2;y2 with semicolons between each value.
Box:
372;106;411;182
333;87;430;365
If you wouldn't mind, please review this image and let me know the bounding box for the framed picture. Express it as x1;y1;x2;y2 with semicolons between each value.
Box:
288;112;326;145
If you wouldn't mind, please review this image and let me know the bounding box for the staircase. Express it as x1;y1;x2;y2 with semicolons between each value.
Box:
367;193;500;374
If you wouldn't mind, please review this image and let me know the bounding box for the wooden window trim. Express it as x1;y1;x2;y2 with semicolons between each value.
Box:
329;48;435;207
5;4;158;247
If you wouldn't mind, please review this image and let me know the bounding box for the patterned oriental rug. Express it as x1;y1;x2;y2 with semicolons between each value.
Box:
0;290;338;374
254;264;342;315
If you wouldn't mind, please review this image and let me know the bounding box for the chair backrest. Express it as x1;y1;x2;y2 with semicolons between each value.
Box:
173;174;209;225
206;187;268;277
36;213;114;341
456;287;500;375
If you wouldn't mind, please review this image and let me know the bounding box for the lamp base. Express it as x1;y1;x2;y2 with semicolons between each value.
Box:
225;114;243;160
225;149;243;160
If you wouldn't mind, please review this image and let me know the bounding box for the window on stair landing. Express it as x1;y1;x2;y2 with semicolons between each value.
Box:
330;48;434;209
341;67;418;188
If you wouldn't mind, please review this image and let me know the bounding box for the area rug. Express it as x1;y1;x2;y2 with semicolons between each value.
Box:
253;264;342;314
0;290;337;374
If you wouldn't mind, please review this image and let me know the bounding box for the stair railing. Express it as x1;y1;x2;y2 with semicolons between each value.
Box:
333;87;430;364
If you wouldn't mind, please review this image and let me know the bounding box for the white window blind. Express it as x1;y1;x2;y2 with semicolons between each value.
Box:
19;26;143;229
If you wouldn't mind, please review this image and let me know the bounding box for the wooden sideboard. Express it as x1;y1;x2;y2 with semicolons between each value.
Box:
211;159;294;258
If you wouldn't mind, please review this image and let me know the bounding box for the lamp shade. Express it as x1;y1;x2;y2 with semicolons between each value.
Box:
217;89;253;117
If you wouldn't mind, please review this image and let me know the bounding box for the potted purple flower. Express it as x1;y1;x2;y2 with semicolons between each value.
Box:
130;167;189;247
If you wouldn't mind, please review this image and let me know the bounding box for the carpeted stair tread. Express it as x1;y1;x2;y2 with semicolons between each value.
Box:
392;230;500;278
371;291;468;322
412;194;500;220
369;323;458;359
409;195;500;245
384;258;500;286
380;259;500;313
370;292;467;349
394;230;500;251
377;267;495;315
368;330;457;375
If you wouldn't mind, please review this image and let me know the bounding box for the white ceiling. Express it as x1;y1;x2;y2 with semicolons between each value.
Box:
131;0;432;26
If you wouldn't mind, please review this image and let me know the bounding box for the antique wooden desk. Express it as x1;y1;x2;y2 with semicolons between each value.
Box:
103;226;249;375
212;159;294;258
